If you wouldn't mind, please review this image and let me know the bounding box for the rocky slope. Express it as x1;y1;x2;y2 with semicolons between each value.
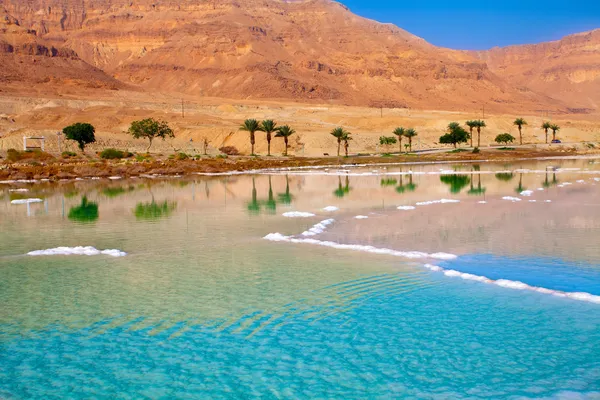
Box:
1;0;598;113
473;29;600;112
0;6;123;91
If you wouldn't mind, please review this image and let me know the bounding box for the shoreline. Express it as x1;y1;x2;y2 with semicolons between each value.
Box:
1;148;599;182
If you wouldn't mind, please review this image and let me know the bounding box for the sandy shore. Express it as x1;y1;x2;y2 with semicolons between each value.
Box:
1;147;599;181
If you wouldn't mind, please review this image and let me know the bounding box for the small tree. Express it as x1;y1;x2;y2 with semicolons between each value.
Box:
403;128;418;152
128;118;174;152
275;125;295;156
330;127;349;157
542;122;552;144
260;120;277;156
513;118;527;145
440;122;469;148
63;123;96;152
550;124;560;141
393;127;405;153
495;133;515;145
240;119;262;155
379;136;397;153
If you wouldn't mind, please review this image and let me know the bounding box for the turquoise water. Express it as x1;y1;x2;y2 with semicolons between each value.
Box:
1;159;600;398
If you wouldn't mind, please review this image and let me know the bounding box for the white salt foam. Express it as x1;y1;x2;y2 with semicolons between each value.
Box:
355;215;369;219
502;196;521;202
11;198;43;205
478;201;487;204
282;212;316;218
27;246;126;257
301;219;335;236
8;188;29;192
423;264;600;304
520;190;534;196
415;199;460;206
264;234;457;261
322;206;339;212
397;206;416;210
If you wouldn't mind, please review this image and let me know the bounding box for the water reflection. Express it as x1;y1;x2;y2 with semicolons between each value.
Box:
495;172;515;182
543;171;559;188
468;166;486;197
334;176;351;198
277;175;293;204
440;174;470;194
515;173;527;194
134;200;177;220
68;197;99;223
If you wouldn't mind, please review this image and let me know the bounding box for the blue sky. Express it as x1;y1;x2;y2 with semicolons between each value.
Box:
338;0;600;50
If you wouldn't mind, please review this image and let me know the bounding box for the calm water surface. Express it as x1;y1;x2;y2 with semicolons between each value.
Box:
1;158;600;399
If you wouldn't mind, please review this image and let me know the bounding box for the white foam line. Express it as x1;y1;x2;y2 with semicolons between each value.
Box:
301;219;335;236
355;215;369;219
11;198;43;204
423;264;600;304
322;206;339;212
8;188;29;192
282;211;316;218
502;196;521;202
27;246;126;257
416;199;460;206
520;190;534;196
263;233;457;261
397;205;416;210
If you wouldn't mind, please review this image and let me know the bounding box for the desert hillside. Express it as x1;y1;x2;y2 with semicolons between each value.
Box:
2;0;586;113
473;29;600;112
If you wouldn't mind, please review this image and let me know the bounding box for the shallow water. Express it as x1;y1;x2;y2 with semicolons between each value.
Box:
1;158;600;398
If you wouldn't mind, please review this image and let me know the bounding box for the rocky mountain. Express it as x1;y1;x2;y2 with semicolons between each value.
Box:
0;5;123;92
473;29;600;112
1;0;598;113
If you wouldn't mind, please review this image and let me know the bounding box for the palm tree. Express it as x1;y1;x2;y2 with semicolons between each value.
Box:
550;124;560;141
403;128;418;152
275;125;295;156
474;120;486;148
466;121;478;147
393;127;405;153
260;120;277;156
341;132;352;157
513;118;527;145
542;122;552;144
240;119;262;156
330;127;348;157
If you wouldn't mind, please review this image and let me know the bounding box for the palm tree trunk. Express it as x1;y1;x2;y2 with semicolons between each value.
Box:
553;131;556;141
345;142;348;157
267;133;271;156
470;128;473;147
519;126;522;145
545;129;548;144
251;132;255;155
337;140;341;157
477;128;481;148
409;138;412;152
284;137;288;156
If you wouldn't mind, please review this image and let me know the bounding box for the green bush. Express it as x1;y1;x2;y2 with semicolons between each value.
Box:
100;148;132;160
175;152;189;161
62;151;77;158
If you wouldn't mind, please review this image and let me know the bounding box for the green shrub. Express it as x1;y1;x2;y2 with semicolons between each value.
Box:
175;152;189;161
6;148;54;162
495;133;515;145
100;148;132;160
216;154;228;159
62;151;77;158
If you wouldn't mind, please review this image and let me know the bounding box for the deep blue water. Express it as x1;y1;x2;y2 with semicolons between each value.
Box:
1;272;599;399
